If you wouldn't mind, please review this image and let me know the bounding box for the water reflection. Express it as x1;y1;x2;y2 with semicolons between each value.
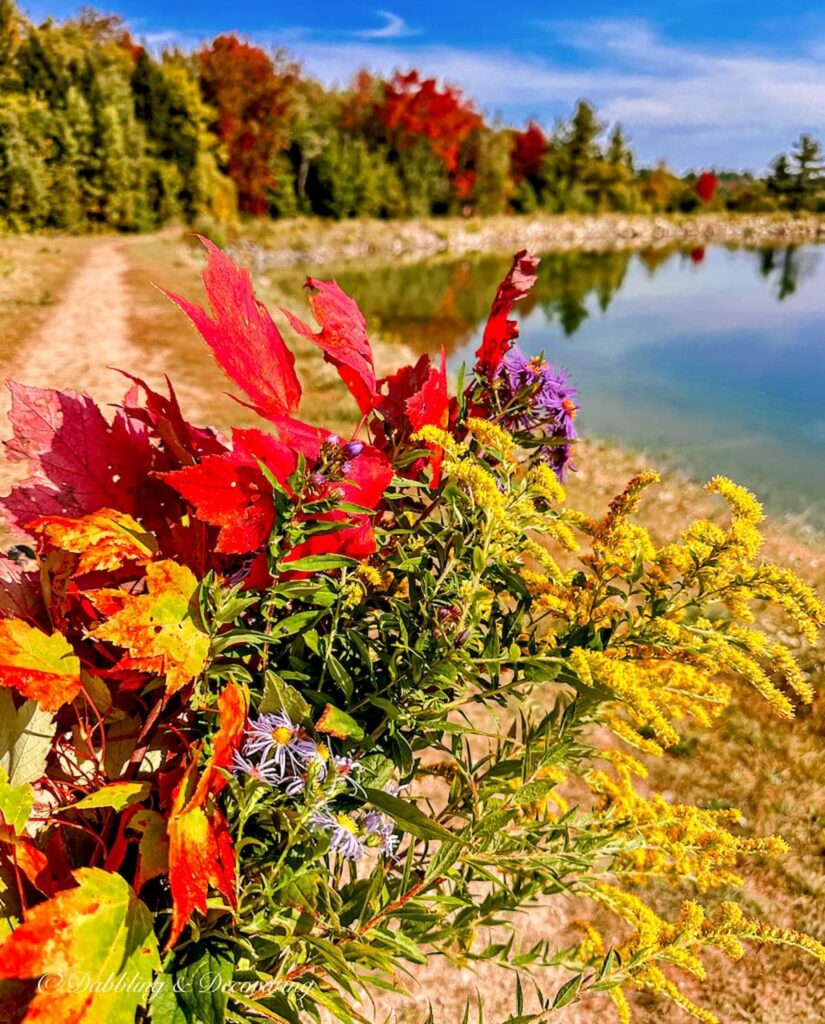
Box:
328;244;819;353
322;244;824;526
758;246;821;300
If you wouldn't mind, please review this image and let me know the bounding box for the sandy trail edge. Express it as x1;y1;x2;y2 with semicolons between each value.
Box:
0;238;168;427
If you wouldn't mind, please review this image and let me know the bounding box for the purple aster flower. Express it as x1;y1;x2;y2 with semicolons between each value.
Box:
232;750;284;786
496;346;578;480
363;810;400;859
312;810;366;860
243;712;317;775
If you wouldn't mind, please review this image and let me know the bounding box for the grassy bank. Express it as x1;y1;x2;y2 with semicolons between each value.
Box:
232;211;825;269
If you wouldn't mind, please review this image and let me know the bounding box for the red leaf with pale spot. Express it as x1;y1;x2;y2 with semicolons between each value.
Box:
161;237;302;420
474;251;540;379
281;279;377;413
160;429;298;554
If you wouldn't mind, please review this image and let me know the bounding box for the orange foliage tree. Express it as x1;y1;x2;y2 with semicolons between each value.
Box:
199;34;298;215
377;70;483;200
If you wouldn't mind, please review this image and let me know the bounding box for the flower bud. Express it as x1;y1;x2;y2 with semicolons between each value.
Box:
342;440;364;459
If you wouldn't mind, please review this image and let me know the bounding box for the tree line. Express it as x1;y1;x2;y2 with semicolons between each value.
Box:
1;2;823;232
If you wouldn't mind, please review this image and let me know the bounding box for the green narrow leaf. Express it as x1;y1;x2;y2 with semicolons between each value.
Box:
364;788;460;844
278;554;357;573
552;974;583;1009
260;672;311;722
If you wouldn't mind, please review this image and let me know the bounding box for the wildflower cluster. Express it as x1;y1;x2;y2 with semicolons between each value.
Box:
0;241;821;1024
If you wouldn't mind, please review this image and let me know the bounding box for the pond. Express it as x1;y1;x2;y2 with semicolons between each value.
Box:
322;244;825;529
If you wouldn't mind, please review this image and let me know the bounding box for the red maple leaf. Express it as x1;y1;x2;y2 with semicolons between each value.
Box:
405;347;449;485
1;383;152;531
119;372;228;466
166;759;236;949
474;251;540;379
162;237;302;420
281;279;378;414
160;428;298;554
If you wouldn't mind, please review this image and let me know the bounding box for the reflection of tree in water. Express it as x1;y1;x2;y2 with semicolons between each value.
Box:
757;246;821;300
308;243;816;357
333;249;634;350
536;250;632;336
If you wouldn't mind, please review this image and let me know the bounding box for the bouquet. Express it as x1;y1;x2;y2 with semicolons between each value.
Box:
0;240;822;1024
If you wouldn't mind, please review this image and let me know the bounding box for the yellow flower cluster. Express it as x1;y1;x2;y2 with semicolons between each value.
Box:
412;424;467;459
465;417;516;458
527;463;566;505
587;751;789;891
587;885;825;1024
569;648;732;753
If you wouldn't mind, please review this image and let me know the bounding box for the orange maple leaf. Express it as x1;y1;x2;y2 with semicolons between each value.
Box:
0;867;159;1022
91;560;209;694
0;619;81;711
166;759;236;949
29;508;156;575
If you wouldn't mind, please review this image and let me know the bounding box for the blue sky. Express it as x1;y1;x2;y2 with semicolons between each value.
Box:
21;1;825;171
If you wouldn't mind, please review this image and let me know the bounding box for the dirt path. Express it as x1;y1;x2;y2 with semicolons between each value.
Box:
0;238;169;426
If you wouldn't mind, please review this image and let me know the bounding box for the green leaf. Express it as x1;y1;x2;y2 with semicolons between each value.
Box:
552;974;582;1009
325;655;353;699
73;781;150;812
317;704;365;742
0;766;33;833
364;788;460;843
149;941;234;1024
0;690;55;786
259;672;311;722
278;554;357;573
511;779;559;807
269;610;322;642
357;753;395;789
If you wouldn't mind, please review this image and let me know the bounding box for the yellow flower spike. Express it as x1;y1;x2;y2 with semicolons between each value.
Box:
445;458;507;518
571;919;604;962
522;538;567;580
466;417;516;458
599;470;661;537
609;987;632;1024
357;563;385;588
528;462;567;505
411;425;467;458
659;980;719;1024
706;475;765;526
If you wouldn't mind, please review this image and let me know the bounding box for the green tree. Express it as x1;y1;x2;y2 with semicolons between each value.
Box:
791;133;823;194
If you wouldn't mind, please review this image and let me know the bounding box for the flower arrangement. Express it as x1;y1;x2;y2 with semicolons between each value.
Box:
0;239;822;1024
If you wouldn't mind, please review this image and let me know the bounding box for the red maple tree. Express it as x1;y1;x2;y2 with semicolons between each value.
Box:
199;35;299;215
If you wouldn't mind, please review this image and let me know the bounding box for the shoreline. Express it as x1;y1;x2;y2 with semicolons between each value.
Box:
233;212;825;269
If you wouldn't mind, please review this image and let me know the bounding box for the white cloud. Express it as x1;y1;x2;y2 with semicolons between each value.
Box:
354;11;417;40
124;14;825;171
286;19;825;170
